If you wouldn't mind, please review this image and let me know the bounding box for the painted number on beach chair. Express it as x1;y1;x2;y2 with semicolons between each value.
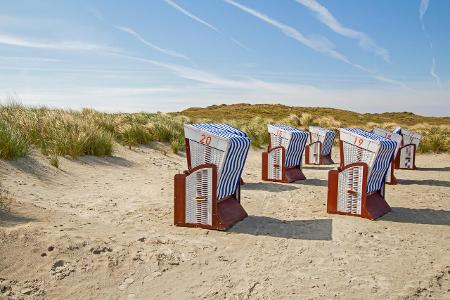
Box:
353;137;364;146
200;134;212;145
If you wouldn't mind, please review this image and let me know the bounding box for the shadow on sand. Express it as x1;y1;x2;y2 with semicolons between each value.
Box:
229;216;332;240
397;179;450;188
293;178;328;187
380;207;450;226
0;209;35;227
241;182;298;192
415;166;450;172
4;155;51;179
303;165;336;171
77;155;135;167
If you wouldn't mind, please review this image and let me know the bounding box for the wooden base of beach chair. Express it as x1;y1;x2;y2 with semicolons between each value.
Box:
364;192;391;220
215;197;248;230
174;164;247;231
321;155;334;165
262;149;306;183
284;167;306;182
326;162;391;220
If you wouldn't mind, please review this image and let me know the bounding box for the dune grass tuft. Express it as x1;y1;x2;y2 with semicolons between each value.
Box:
0;120;28;160
418;127;449;153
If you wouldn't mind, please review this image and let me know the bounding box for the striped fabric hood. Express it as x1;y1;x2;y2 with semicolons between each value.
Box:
340;128;397;193
309;126;336;156
185;124;250;200
269;124;309;168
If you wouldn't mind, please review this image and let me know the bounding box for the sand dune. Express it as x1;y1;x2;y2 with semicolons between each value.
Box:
0;145;449;299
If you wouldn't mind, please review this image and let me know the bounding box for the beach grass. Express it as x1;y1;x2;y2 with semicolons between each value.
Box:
0;102;448;160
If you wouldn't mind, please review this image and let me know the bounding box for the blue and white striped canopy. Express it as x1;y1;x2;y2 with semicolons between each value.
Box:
190;123;248;138
187;124;250;199
341;128;397;193
393;127;422;146
309;126;336;156
270;124;309;168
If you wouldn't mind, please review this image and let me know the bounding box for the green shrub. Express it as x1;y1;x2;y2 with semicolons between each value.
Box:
241;116;270;149
300;113;314;127
418;127;449;153
82;131;113;156
119;124;152;149
170;138;184;154
0;120;28;160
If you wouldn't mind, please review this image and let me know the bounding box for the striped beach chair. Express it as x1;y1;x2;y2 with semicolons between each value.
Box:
174;124;251;230
393;127;422;170
305;126;336;165
327;128;397;220
372;127;402;185
262;124;308;183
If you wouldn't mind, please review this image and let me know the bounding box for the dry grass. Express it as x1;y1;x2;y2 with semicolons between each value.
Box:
0;102;448;160
0;119;28;160
417;126;450;153
0;103;186;160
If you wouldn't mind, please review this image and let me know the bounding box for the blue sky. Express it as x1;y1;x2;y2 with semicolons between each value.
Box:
0;0;449;116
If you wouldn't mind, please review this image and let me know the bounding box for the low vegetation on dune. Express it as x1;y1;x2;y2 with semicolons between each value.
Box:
0;103;185;162
0;102;448;162
177;104;450;153
178;103;450;127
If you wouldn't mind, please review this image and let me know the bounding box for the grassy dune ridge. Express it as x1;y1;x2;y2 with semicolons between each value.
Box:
0;103;449;162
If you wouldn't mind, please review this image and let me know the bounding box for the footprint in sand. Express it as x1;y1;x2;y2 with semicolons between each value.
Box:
118;277;134;291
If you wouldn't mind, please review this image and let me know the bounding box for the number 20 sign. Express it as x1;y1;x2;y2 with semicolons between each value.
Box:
200;134;212;145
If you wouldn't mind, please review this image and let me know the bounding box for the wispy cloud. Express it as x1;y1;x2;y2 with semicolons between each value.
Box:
430;57;440;84
164;0;219;32
223;0;402;86
419;0;430;22
224;0;349;63
86;6;105;21
163;0;251;52
418;0;440;84
0;33;119;52
230;37;252;52
114;25;190;61
295;0;389;62
0;55;61;62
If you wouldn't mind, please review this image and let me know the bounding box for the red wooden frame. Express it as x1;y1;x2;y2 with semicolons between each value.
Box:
174;139;247;230
327;162;391;220
262;145;306;183
174;163;247;230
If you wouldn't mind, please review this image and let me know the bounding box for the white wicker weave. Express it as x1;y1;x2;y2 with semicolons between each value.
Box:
268;147;283;181
185;168;213;225
337;165;364;215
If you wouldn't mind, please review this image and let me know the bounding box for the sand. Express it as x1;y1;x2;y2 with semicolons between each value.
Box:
0;144;449;299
